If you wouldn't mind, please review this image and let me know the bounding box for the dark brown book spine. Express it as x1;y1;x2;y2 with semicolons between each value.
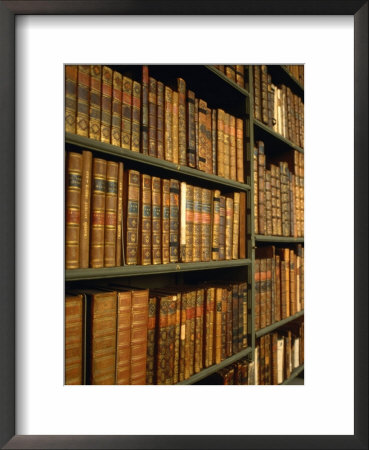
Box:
140;174;152;265
104;161;118;267
179;292;187;382
115;162;124;266
232;192;240;260
239;191;246;259
141;66;149;155
232;284;239;354
100;66;112;143
89;157;107;268
116;291;131;384
166;295;177;384
195;98;199;168
253;65;262;121
225;196;234;260
264;333;271;384
205;107;213;174
157;296;169;384
236;118;244;183
173;293;181;384
130;289;149;385
261;65;269;124
194;289;204;373
217;109;225;178
76;65;90;137
226;288;233;357
259;336;265;385
186;90;196;168
88;65;102;141
198;99;208;172
65;294;84;384
201;188;212;262
131;81;141;153
65;65;78;134
169;179;180;262
192;186;202;262
223;113;230;179
253;145;259;235
265;257;272;326
290;249;296;316
156;81;164;159
146;296;157;384
164;86;173;162
161;179;170;264
151;177;162;265
204;287;215;367
121;76;132;150
177;78;187;166
257;141;266;235
185;291;196;379
172;91;179;164
219;195;226;260
211;190;221;261
221;288;228;360
214;287;223;364
240;282;248;348
124;170;140;265
148;77;157;157
111;70;122;146
79;150;93;268
211;109;217;175
265;169;272;236
259;258;267;329
254;259;261;331
275;254;281;322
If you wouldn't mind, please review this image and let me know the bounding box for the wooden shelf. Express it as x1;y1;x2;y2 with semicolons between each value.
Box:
281;363;304;385
255;235;304;244
253;118;304;154
255;310;304;339
267;64;304;98
205;65;250;97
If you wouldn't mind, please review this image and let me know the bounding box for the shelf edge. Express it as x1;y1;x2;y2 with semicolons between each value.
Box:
281;363;304;385
255;310;304;338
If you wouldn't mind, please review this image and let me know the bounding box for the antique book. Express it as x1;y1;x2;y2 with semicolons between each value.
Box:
192;186;202;262
211;190;221;261
156;81;165;159
141;66;149;155
198;99;208;172
146;296;157;385
239;282;248;349
229;114;237;181
275;254;281;322
156;295;169;384
259;258;267;329
166;295;177;384
100;66;112;143
271;332;278;385
216;109;225;178
121;76;133;151
253;145;259;235
239;191;246;259
226;288;233;357
257;141;266;235
140;174;152;265
164;86;173;162
218;195;226;260
177;78;187;166
172;91;179;164
232;192;240;260
225;195;234;260
180;182;194;263
201;188;212;262
111;70;122;146
173;293;182;384
290;248;296;316
214;287;223;364
65;294;84;385
148;77;157;157
178;292;187;382
211;109;217;175
221;288;228;360
124;170;140;265
194;289;204;373
151;176;162;265
131;81;141;153
88;65;102;141
236;118;244;183
253;65;262;121
265;169;272;236
79;150;93;268
65;65;78;134
169;179;180;262
185;290;196;379
204;287;215;367
76;65;90;137
223;113;230;179
235;65;245;88
261;65;269;125
130;289;149;385
89;157;107;268
254;259;261;331
160;179;170;264
115;162;124;266
264;333;271;384
205;107;213;174
104;161;119;267
194;98;199;168
115;290;131;384
66;152;83;269
232;283;239;355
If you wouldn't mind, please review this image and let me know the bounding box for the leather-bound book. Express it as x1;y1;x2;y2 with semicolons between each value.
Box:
275;254;281;322
218;195;226;260
89;157;107;268
278;247;290;317
259;258;267;329
156;81;165;159
232;192;240;260
141;66;149;155
204;287;215;367
177;78;187;166
116;290;131;384
225;195;233;260
211;109;217;175
173;293;181;384
236;118;244;183
254;259;261;331
232;284;239;355
131;81;141;153
289;172;295;237
239;192;246;259
121;76;132;150
115;162;124;266
166;295;177;384
146;296;157;385
296;244;302;312
216;109;225;178
277;337;284;383
223;113;230;179
267;75;275;129
205;107;213;174
86;290;117;385
194;98;199;168
172;91;179;164
169;179;180;263
286;87;293;141
88;65;102;141
130;289;149;385
235;65;244;88
66;152;83;269
164;86;173;162
211;190;221;261
161;179;170;264
284;331;292;379
266;257;272;326
151;177;162;265
100;66;112;143
201;188;212;262
184;290;196;379
259;335;265;385
275;165;282;235
198;99;208;172
271;252;276;324
290;249;296;316
225;65;236;82
111;70;122;146
65;294;84;384
221;288;228;360
264;333;271;384
280;162;290;237
124;169;140;265
271;332;278;385
253;66;262;121
140;174;152;265
194;289;204;373
257;141;266;235
180;182;194;263
65;65;78;134
239;282;248;349
229;115;237;181
270;164;278;236
253;145;259;235
192;186;202;262
265;169;272;236
104;161;118;267
76;65;90;137
178;292;187;382
282;85;288;138
254;346;259;385
156;295;169;384
214;287;223;364
261;65;269;124
79;150;93;268
148;77;157;157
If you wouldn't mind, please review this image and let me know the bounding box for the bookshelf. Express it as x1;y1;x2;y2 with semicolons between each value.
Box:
65;64;304;385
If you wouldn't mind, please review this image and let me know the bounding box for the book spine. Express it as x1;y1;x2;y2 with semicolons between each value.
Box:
223;113;230;179
172;91;179;164
173;294;181;384
79;150;93;268
275;254;281;322
161;179;170;264
236;118;244;183
65;65;78;134
169;179;180;262
198;99;208;172
253;65;262;121
185;291;196;379
225;65;236;82
130;290;149;385
254;260;260;331
217;109;225;178
201;188;212;262
177;78;187;166
88;65;102;141
239;191;246;259
266;257;272;326
131;81;141;153
264;333;271;384
192;186;202;262
166;295;177;384
259;258;267;329
211;109;217;175
214;287;223;364
261;65;269;124
232;284;239;354
125;170;140;265
226;288;233;357
195;98;199;168
181;183;194;263
146;296;157;384
115;162;124;266
148;77;157;157
100;66;112;143
253;145;259;235
89;157;107;268
229;115;237;181
186;90;196;167
225;196;234;260
271;164;278;236
140;174;152;265
265;169;272;236
141;66;149;155
164;86;173;162
76;65;90;137
121;76;132;150
151;177;162;265
156;81;165;159
290;249;296;316
157;296;169;384
219;195;226;260
179;293;187;382
211;190;221;261
194;289;204;373
241;282;248;348
65;294;84;384
116;291;131;384
257;141;266;235
205;107;213;174
221;288;228;360
104;161;118;267
205;287;215;367
110;70;122;146
232;192;240;260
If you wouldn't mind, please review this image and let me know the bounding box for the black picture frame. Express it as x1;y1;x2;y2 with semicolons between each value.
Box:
0;1;367;448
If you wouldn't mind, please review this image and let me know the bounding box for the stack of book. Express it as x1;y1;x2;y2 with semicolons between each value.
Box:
254;323;304;385
253;141;304;237
65;65;245;183
254;245;304;332
253;65;304;148
197;358;255;385
65;282;249;385
212;65;246;89
65;151;247;269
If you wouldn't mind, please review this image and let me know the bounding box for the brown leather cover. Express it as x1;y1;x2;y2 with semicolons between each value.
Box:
232;192;240;260
151;177;162;265
76;65;90;137
89;157;107;268
179;292;187;381
173;294;181;384
79;150;92;268
66;152;82;269
194;289;204;373
265;169;272;236
223;113;230;179
216;109;225;178
226;288;233;357
65;65;78;134
131;81;141;153
185;290;196;379
186;90;196;168
198;99;208;172
111;70;122;146
253;145;259;235
194;99;199;167
239;282;248;349
146;296;158;384
218;195;226;260
166;295;177;383
124;170;140;265
220;288;228;360
239;191;246;259
100;66;112;143
141;66;149;154
116;290;131;384
157;295;169;384
214;287;223;364
253;66;262;121
229;115;237;181
180;182;194;263
148;77;157;157
225;196;233;260
290;249;296;316
232;284;239;355
65;294;84;384
275;254;281;322
177;78;187;166
130;289;149;384
161;179;170;264
259;258;267;329
156;81;165;160
257;141;266;235
270;164;278;236
140;174;152;265
211;109;217;175
192;186;202;262
164;86;173;162
254;259;260;331
204;287;215;367
121;76;132;151
236;118;244;183
104;161;118;267
172;91;179;164
201;188;212;262
169;179;179;262
261;65;269;125
211;190;221;261
115;162;124;266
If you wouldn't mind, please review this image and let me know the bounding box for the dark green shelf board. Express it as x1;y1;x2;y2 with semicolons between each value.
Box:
253;119;304;153
205;65;250;97
66;259;252;281
255;235;304;244
255;310;304;338
65;133;250;192
281;363;304;385
176;347;252;385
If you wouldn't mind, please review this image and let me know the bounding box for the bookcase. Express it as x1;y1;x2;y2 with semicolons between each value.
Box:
65;64;304;385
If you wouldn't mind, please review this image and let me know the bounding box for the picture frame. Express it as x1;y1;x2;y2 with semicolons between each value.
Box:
0;1;367;448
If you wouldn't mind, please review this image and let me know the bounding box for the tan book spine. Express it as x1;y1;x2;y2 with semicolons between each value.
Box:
290;249;296;316
214;287;223;364
205;287;215;367
192;186;202;262
115;162;124;266
121;76;132;150
130;289;149;385
240;282;248;348
173;294;181;384
156;81;165;159
201;188;212;262
275;254;281;322
110;70;122;146
151;177;162;265
277;337;284;383
225;196;234;260
146;296;157;385
217;109;225;178
232;192;240;260
177;78;187;166
253;145;259;235
148;77;157;157
100;66;112;143
179;292;187;381
88;65;102;141
169;179;180;262
164;86;173;162
229;115;237;181
131;81;141;152
79;150;93;268
89;157;106;268
104;161;118;267
211;190;221;261
140;174;152;265
65;294;84;384
141;66;149;155
65;65;78;134
180;183;194;263
116;291;131;384
236;118;244;183
223;112;230;179
124;170;140;265
161;179;170;264
219;195;226;260
76;65;90;137
239;191;246;259
172;91;179;164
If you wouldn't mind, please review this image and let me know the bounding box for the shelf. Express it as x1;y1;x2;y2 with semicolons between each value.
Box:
267;64;304;98
176;347;252;385
255;310;304;339
255;235;304;244
281;363;304;385
253;119;304;154
205;65;250;97
65;133;250;192
66;259;252;281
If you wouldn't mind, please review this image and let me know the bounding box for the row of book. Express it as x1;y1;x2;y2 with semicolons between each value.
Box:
66;151;247;269
65;282;249;385
255;245;304;332
212;65;246;89
284;65;304;86
195;358;255;385
253;141;304;237
253;65;304;149
255;324;304;385
65;65;245;183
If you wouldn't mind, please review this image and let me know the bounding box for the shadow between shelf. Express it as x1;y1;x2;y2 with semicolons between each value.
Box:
255;310;304;339
176;347;252;385
281;363;304;385
253;118;304;154
266;65;304;98
255;235;304;244
204;65;250;97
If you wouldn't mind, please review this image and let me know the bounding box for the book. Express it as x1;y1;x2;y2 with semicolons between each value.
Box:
76;65;90;137
104;161;118;267
216;109;225;178
111;70;122;146
121;76;132;150
146;296;157;385
164;86;173;162
180;182;194;263
131;81;141;153
169;179;180;262
161;179;170;264
130;289;149;384
186;90;196;168
116;290;131;384
172;91;179;164
100;66;112;143
236;118;244;183
225;195;234;260
192;186;202;262
211;190;221;261
201;188;212;262
79;150;93;268
141;66;149;155
65;65;78;134
65;294;84;384
151;177;162;265
156;81;165;160
115;162;124;266
177;78;187;166
232;192;240;260
148;77;157;157
140;174;152;265
88;65;102;141
124;170;140;265
229;114;237;181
